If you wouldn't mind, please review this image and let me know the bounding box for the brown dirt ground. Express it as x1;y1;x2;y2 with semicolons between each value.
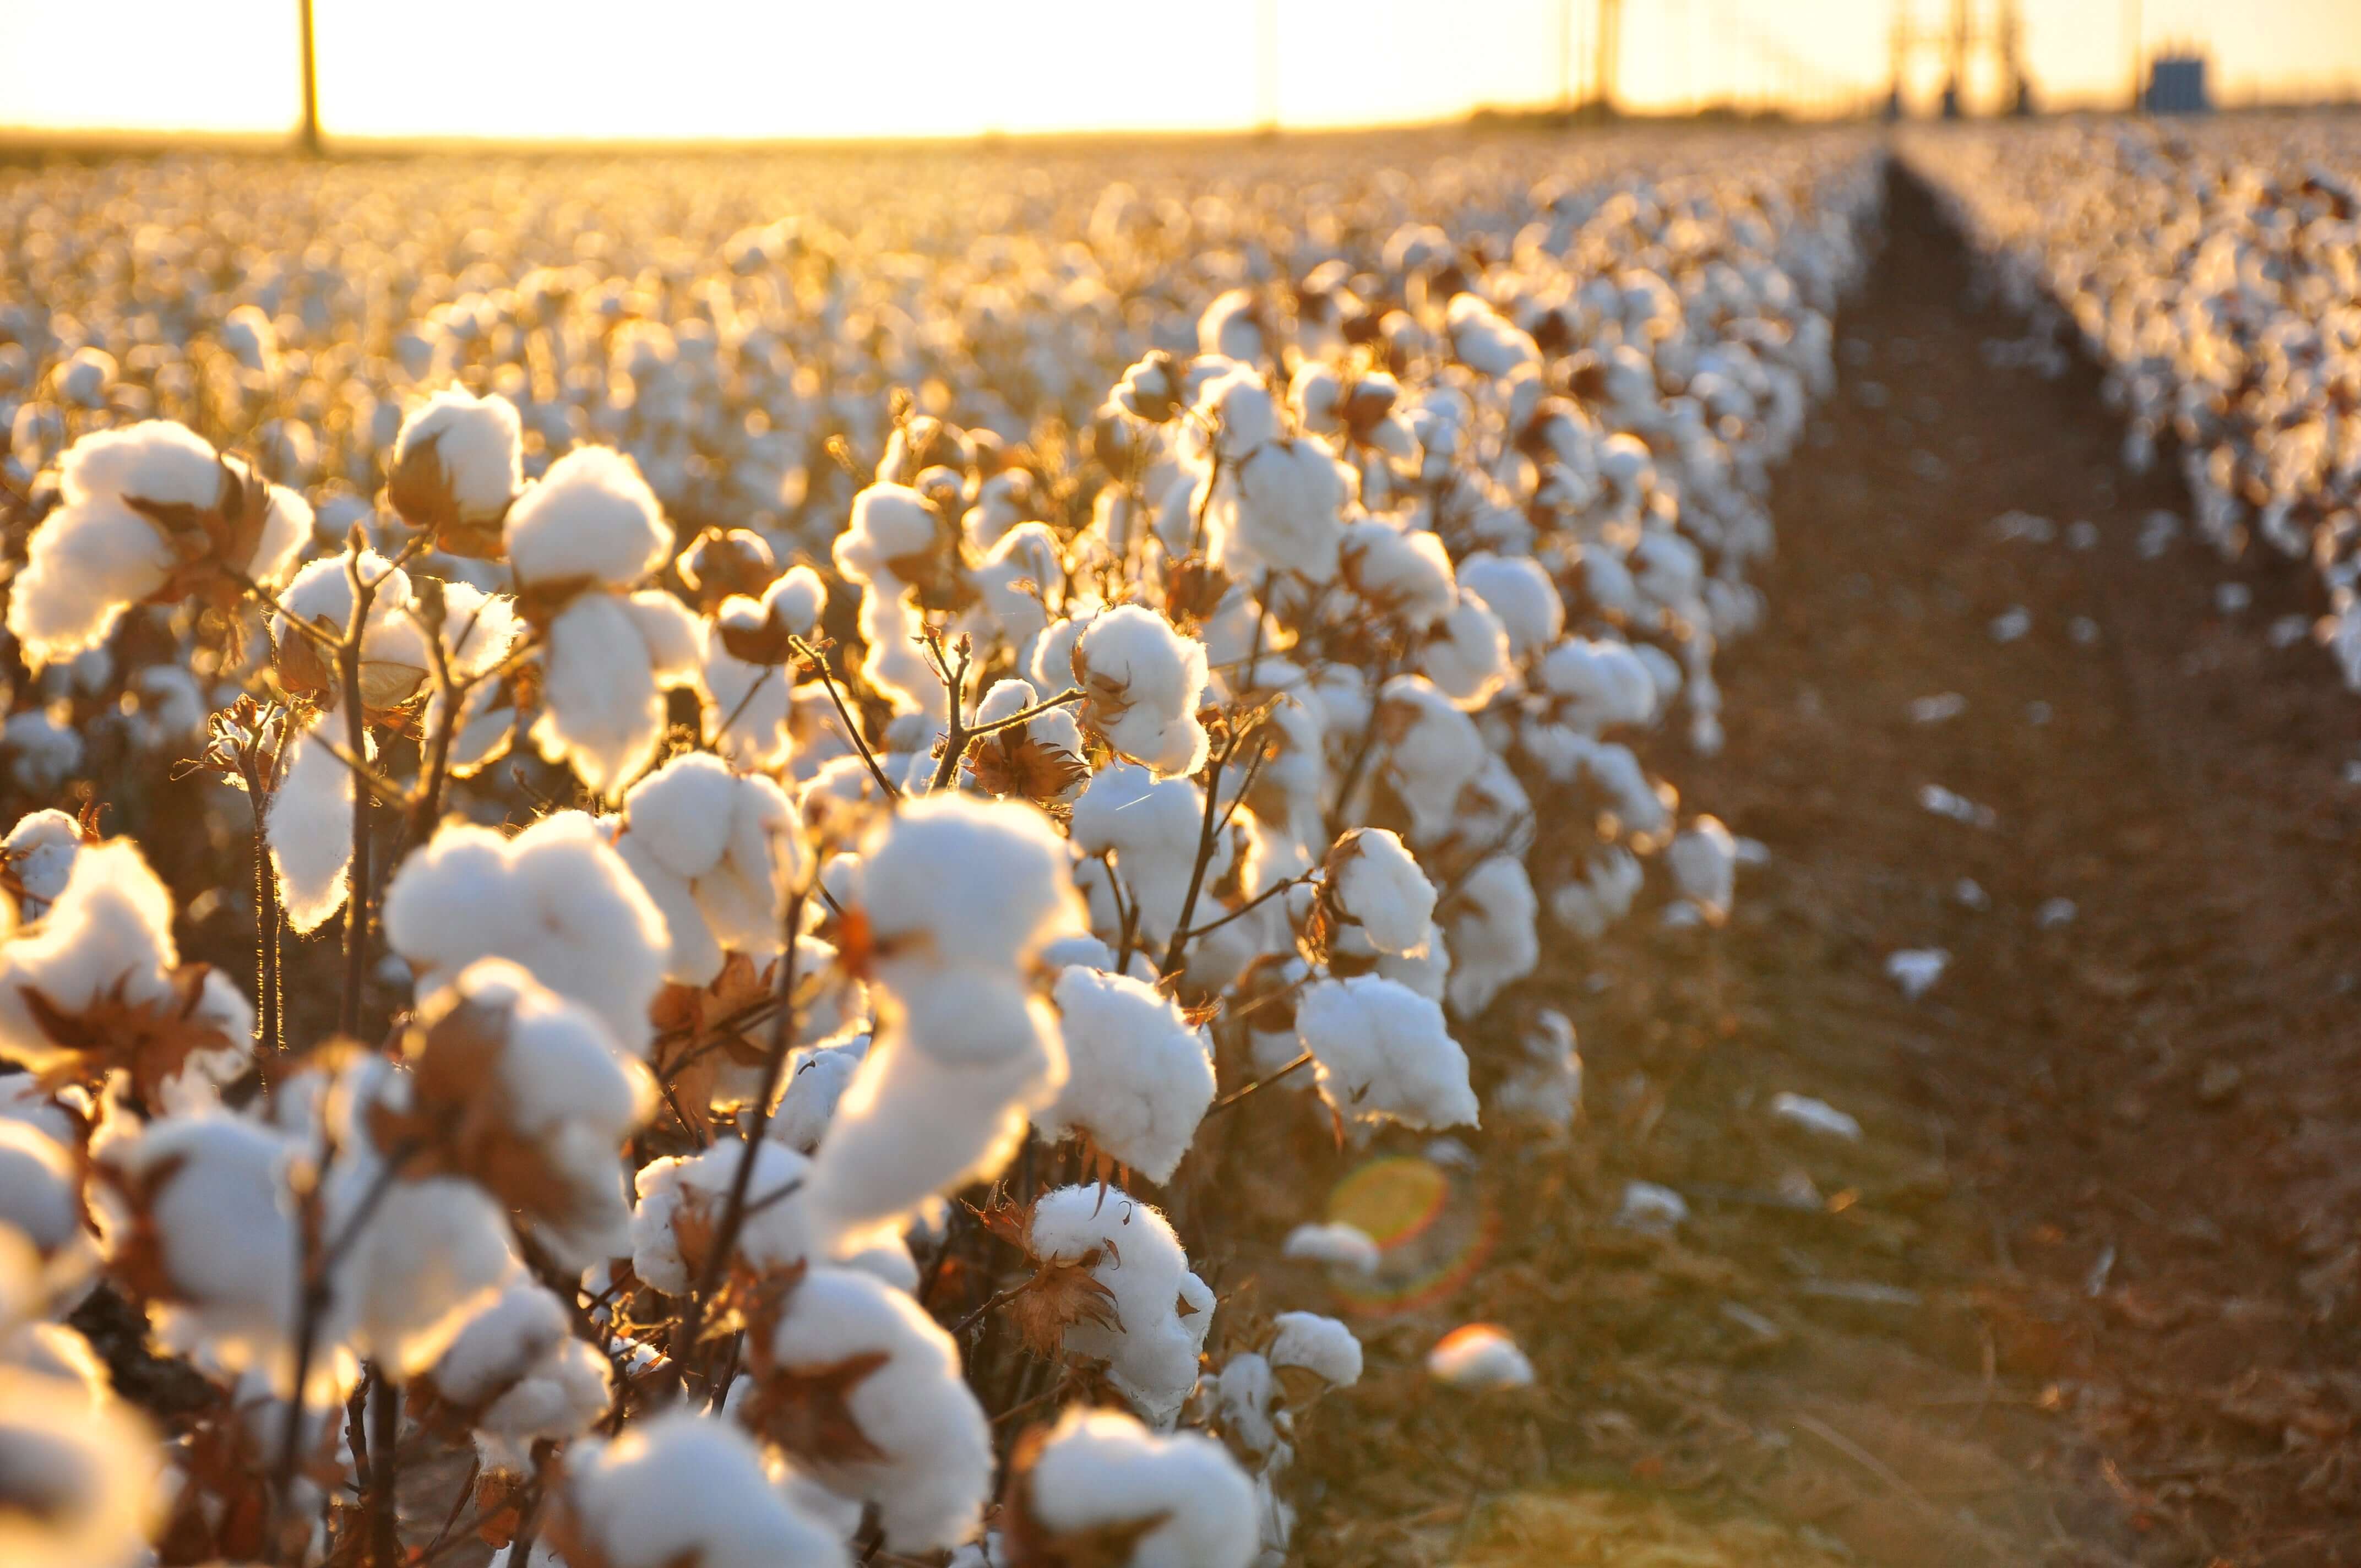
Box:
1282;165;2361;1567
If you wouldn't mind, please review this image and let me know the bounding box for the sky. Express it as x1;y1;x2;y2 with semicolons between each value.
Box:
1;0;2357;141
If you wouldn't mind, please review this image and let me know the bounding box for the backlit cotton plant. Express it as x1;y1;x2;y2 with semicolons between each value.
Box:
0;125;1876;1567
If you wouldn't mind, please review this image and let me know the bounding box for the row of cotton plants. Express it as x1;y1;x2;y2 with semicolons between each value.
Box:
1903;116;2361;682
0;128;1879;1568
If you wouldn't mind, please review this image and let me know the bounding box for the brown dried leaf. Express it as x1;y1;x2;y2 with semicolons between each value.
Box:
740;1349;893;1467
1007;1252;1121;1360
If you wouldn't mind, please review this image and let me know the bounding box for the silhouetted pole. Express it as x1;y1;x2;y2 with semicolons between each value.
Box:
1593;0;1622;115
1558;0;1574;111
297;0;322;155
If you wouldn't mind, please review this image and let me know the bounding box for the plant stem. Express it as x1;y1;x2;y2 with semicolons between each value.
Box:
792;637;900;803
927;636;973;794
338;533;378;1041
1209;1049;1314;1113
1159;731;1239;979
672;884;809;1392
366;1369;400;1568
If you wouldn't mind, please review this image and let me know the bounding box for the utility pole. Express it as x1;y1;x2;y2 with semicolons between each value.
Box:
1557;0;1575;112
1593;0;1622;117
297;0;322;155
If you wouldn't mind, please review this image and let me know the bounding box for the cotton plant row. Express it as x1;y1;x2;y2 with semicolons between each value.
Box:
0;132;1881;1568
1903;116;2361;685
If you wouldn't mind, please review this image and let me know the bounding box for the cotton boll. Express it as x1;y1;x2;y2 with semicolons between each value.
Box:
1193;363;1280;461
856;584;943;717
0;1364;160;1568
1225;438;1345;584
1338;520;1456;629
0;1121;92;1304
266;710;360;934
1040;966;1215;1184
1322;827;1435;957
6;493;173;666
1073;605;1210;776
969;521;1062;654
554;1411;848;1568
703;630;795;770
856;791;1084;977
632;1140;814;1294
740;1263;991;1553
1426;1324;1535;1391
425;1281;612;1469
3;709;83;794
1296;976;1477;1131
2;809;82;920
1456;552;1563;661
1030;1185;1214;1429
383;811;670;1054
1269;1311;1362;1389
802;993;1063;1256
1281;1221;1379;1275
1493;1009;1582;1131
529;592;667;801
833;483;943;590
1068;763;1221;949
1011;1405;1257;1568
1417;591;1513;710
1440;856;1539;1017
1668;815;1737;925
504;445;673;589
1549;847;1643;940
388;388;523;552
325;1141;515;1378
1447;293;1541;379
1537;637;1659;734
768;1032;872;1157
88;1112;315;1394
1373;676;1484;844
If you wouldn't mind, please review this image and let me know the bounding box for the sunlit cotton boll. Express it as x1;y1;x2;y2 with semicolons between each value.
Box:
1030;1185;1215;1429
1294;974;1478;1131
1071;605;1211;776
0;1364;160;1568
1427;1323;1535;1391
503;444;674;590
738;1262;992;1553
1038;966;1216;1184
1223;437;1345;585
422;1280;613;1471
382;810;671;1054
552;1411;848;1568
1010;1405;1258;1568
531;587;704;801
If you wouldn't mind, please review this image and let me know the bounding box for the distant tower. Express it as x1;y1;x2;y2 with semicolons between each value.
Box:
1889;0;2037;120
2144;50;2212;115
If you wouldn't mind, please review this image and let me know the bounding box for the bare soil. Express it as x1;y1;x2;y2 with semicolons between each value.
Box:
1289;165;2361;1567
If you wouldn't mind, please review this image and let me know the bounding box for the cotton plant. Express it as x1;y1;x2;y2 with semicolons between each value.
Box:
0;129;1881;1568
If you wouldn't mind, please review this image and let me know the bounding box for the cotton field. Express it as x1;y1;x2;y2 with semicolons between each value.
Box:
0;126;1895;1568
1905;116;2361;684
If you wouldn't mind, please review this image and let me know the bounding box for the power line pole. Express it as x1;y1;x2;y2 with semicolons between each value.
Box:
297;0;322;155
1593;0;1622;116
1558;0;1575;111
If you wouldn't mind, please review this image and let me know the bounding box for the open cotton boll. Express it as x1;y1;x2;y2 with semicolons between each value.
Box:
266;710;361;934
856;791;1084;977
1418;591;1514;710
1447;293;1541;379
1537;636;1660;734
1069;763;1221;948
1282;1221;1379;1275
1225;438;1345;584
1668;815;1737;924
382;810;669;1054
1456;552;1563;661
1426;1324;1535;1391
1373;676;1486;844
7;493;174;666
1030;1185;1214;1428
833;483;942;589
1269;1311;1362;1389
88;1112;314;1394
769;1031;872;1155
740;1264;992;1552
1323;827;1435;957
968;521;1061;654
857;584;943;718
1441;856;1539;1017
802;993;1063;1256
1295;975;1478;1131
504;445;673;589
1339;519;1456;628
57;419;222;512
2;809;83;921
1193;363;1280;462
425;1280;613;1468
1212;1351;1286;1467
1039;966;1215;1184
1492;1009;1583;1131
271;551;430;709
0;1364;160;1568
1073;605;1210;776
531;589;702;802
325;1141;516;1378
0;1120;93;1303
1011;1405;1258;1568
622;752;802;964
703;629;795;771
554;1411;848;1568
633;1140;814;1293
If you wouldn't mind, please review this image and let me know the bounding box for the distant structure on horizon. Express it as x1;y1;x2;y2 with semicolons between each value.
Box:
1885;0;2034;120
2142;51;2212;115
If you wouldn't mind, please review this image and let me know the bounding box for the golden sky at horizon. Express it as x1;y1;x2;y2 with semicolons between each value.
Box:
1;0;2357;140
